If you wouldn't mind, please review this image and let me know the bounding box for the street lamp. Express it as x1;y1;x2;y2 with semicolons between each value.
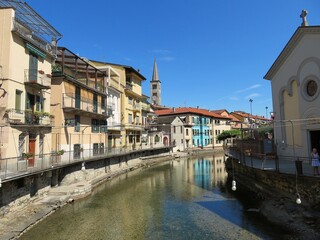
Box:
249;99;253;138
265;106;268;118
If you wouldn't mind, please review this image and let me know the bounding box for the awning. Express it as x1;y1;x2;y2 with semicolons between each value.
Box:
26;43;46;58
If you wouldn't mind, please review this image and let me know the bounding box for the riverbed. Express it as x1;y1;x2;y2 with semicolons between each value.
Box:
19;154;294;240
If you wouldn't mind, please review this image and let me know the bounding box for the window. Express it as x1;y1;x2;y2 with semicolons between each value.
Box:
39;134;44;158
128;114;133;124
152;93;157;96
74;144;81;159
152;84;157;89
174;126;176;133
100;143;104;154
15;90;22;111
135;116;139;124
29;52;38;81
75;115;80;132
93;94;98;113
128;97;133;105
136;135;140;143
35;95;44;112
100;120;107;133
129;133;133;143
180;126;183;133
181;139;183;144
186;129;189;136
93;143;99;156
92;119;99;133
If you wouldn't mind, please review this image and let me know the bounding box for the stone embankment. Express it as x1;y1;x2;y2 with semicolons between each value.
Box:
226;157;320;239
0;152;174;240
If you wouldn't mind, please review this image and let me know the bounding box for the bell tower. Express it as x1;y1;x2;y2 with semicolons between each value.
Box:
150;58;161;105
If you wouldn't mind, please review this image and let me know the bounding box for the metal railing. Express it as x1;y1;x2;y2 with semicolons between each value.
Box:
5;109;54;126
24;69;51;88
0;144;172;181
226;148;314;176
62;93;106;115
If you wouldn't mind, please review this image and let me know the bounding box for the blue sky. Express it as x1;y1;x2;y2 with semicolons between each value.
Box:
26;0;320;117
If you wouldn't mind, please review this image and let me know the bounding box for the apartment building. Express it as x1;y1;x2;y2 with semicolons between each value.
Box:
90;60;122;149
50;47;108;160
155;107;232;149
0;2;61;168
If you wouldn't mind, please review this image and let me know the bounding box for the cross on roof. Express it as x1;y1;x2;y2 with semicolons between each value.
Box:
300;9;309;27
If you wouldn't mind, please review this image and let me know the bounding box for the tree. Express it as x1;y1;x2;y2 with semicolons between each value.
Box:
217;129;241;142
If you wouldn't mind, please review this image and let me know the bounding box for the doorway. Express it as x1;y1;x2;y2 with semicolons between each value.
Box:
28;136;36;167
310;130;320;152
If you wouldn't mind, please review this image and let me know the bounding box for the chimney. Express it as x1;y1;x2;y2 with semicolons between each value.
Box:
51;37;57;46
197;106;199;109
172;107;175;112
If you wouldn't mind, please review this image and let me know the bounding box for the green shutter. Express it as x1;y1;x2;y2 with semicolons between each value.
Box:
25;43;46;59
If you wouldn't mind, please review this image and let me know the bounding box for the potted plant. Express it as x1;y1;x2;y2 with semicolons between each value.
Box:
23;152;34;159
56;149;65;156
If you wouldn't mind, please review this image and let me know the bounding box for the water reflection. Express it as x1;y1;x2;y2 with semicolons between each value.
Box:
20;153;288;240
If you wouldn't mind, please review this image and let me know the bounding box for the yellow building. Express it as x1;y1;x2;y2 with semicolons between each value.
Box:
0;3;61;169
51;47;108;161
90;61;146;150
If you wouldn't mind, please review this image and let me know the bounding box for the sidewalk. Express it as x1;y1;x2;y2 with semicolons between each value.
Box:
227;149;315;176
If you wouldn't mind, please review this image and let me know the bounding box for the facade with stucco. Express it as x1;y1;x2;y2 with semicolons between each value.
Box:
264;24;320;158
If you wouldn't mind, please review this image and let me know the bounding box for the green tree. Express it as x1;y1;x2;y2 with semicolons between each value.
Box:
217;129;241;142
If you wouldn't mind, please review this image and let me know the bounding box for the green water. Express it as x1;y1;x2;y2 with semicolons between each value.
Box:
19;154;292;240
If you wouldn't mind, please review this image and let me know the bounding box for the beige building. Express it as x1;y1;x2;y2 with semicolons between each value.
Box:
0;3;61;169
264;11;320;158
50;47;108;161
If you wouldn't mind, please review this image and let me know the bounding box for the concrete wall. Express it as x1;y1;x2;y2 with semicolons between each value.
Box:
0;148;171;215
227;158;320;207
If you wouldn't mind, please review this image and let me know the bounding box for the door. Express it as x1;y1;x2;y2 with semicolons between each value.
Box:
75;86;81;109
28;138;36;167
310;130;320;152
29;53;38;81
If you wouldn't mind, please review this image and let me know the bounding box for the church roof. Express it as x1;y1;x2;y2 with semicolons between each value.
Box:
151;58;160;82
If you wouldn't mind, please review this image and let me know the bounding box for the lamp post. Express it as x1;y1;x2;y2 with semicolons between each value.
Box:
270;111;278;171
249;99;253;138
265;106;268;118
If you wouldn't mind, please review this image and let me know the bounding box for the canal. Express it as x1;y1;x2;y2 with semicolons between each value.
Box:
20;153;293;240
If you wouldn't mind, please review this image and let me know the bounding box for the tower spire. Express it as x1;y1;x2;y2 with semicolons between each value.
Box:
150;58;161;106
152;58;159;81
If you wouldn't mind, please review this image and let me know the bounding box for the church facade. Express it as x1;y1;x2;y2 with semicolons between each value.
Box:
264;11;320;158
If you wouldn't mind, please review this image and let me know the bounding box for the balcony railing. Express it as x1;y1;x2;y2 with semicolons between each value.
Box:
5;109;54;126
126;82;133;90
24;69;51;89
62;94;106;116
133;104;140;111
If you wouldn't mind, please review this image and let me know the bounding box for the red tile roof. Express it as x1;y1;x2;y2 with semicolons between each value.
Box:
155;107;232;120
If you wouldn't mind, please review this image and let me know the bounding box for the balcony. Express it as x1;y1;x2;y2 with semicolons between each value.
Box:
132;104;140;112
141;105;150;111
125;123;144;131
126;82;133;91
62;94;107;118
24;69;51;89
5;109;54;126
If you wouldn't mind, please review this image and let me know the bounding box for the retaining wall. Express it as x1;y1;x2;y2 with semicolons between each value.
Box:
0;148;171;215
226;158;320;208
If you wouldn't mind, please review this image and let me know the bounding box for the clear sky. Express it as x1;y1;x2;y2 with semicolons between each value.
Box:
26;0;320;117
